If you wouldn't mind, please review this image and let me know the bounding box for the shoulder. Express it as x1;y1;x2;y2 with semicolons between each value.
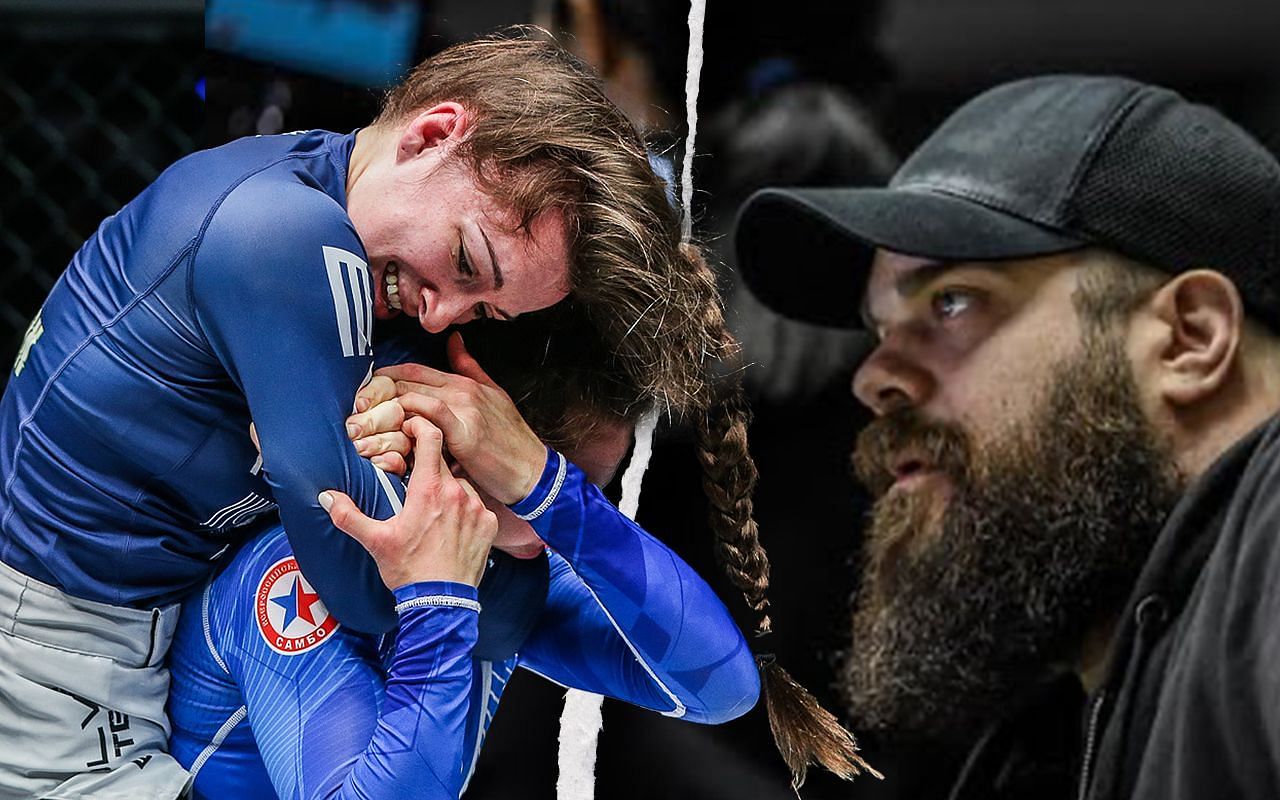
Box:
150;132;336;224
190;173;369;333
202;176;360;267
191;131;364;290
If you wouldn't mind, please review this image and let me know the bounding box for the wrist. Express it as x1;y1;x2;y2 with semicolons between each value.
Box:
393;581;481;614
384;558;487;591
508;446;566;522
494;437;550;505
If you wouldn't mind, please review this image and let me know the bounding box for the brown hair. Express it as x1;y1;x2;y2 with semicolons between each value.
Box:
378;28;724;411
382;29;874;788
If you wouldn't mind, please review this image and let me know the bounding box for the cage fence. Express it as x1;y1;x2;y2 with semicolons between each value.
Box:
0;0;202;382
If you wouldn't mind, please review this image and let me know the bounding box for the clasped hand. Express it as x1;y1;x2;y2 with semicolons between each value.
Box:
342;332;548;504
311;332;550;589
320;417;496;589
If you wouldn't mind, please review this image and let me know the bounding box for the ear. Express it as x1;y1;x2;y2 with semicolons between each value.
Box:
1148;269;1243;407
394;102;472;165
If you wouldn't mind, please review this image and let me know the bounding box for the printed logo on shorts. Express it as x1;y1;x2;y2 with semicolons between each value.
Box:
255;557;339;655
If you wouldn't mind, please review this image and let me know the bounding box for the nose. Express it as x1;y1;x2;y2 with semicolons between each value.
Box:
417;287;466;334
852;341;933;415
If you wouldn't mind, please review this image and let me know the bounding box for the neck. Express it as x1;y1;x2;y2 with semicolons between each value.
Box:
1170;353;1280;479
347;125;384;200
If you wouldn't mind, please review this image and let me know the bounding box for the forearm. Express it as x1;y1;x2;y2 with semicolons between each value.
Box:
322;583;480;800
515;449;760;724
193;194;402;634
265;443;404;633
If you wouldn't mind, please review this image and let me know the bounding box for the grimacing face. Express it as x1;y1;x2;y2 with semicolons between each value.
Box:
841;250;1182;742
347;105;572;334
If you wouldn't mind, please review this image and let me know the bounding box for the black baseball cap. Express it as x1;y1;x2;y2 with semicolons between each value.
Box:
735;75;1280;330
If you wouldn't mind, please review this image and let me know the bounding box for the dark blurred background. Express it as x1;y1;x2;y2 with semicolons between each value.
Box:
5;0;1280;797
0;0;202;379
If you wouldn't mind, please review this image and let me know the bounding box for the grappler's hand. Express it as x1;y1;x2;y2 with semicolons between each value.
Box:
375;332;547;505
345;375;411;475
319;417;498;589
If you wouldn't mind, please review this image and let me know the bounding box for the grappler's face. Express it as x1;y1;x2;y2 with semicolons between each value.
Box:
349;107;572;333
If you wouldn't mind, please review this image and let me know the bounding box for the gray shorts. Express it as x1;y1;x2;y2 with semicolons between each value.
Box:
0;559;190;799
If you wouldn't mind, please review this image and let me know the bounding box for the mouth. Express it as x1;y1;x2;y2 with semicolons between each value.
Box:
889;452;941;490
384;261;402;313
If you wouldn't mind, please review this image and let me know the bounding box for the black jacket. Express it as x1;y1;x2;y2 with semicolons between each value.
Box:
950;416;1280;800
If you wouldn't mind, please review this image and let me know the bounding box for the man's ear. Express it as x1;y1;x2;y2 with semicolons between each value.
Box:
395;102;471;164
1148;269;1242;407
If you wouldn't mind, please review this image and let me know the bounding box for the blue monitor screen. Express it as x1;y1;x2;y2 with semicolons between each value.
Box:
207;0;421;87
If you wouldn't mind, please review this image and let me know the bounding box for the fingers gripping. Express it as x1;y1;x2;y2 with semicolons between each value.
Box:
347;392;406;439
318;490;381;548
321;416;498;589
354;374;397;413
396;392;465;442
354;431;411;459
403;417;448;498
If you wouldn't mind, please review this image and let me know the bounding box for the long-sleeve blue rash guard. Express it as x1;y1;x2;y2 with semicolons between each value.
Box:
168;450;760;799
0;131;403;630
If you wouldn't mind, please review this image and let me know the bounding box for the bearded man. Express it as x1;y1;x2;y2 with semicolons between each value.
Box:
734;75;1280;799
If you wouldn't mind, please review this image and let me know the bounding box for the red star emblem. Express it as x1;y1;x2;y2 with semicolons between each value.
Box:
294;577;322;626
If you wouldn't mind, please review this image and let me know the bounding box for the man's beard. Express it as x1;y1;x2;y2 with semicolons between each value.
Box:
841;330;1184;744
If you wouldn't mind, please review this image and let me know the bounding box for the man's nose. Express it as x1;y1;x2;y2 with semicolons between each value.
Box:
852;342;933;415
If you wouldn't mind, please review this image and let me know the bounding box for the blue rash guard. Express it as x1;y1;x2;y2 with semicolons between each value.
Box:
168;449;760;799
0;131;404;631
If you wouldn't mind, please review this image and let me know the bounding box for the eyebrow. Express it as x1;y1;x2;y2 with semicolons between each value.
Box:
477;225;514;320
859;260;958;330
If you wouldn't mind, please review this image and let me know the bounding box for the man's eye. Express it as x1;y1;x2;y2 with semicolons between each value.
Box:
931;288;976;320
457;244;473;276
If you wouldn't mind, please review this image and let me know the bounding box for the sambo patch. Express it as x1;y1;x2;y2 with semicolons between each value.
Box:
255;557;339;655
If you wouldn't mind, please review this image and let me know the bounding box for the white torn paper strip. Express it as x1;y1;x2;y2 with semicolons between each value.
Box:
680;0;707;243
557;0;705;794
556;409;659;800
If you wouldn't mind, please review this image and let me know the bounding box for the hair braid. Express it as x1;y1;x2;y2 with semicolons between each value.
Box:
677;243;881;788
695;388;880;788
694;388;771;625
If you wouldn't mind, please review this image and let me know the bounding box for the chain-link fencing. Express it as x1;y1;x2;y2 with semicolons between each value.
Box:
0;1;202;385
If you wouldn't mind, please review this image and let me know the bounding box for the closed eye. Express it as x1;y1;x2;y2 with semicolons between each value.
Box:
457;241;474;277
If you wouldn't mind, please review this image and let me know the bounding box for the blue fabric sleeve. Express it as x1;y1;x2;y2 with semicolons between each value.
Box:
513;449;761;724
192;180;402;633
219;533;482;799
